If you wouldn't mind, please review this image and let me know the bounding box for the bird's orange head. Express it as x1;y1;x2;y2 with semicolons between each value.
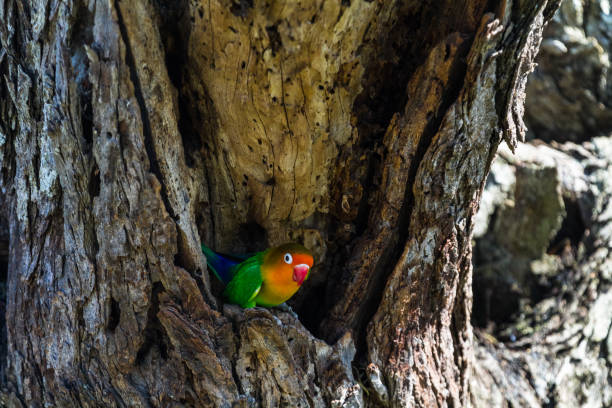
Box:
264;243;314;286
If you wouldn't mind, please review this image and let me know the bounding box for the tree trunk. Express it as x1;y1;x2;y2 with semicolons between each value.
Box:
0;0;558;406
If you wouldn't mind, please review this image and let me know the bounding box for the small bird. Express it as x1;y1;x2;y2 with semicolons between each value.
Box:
201;243;314;308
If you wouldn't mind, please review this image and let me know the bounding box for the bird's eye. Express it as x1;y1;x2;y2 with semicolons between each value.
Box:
283;253;292;264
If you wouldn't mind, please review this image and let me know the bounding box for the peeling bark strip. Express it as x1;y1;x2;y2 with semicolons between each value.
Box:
0;0;558;407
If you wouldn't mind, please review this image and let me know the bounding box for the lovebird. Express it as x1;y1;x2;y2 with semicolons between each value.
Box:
201;243;314;308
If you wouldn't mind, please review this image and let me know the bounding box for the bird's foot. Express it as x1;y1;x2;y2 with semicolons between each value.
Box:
275;303;299;319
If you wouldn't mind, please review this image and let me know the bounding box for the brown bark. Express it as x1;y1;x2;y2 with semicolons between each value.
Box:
0;0;558;407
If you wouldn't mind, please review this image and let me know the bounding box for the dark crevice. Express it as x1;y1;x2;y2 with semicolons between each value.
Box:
180;362;199;405
547;196;586;254
289;280;327;337
135;282;168;365
351;242;399;356
70;0;94;157
397;38;470;237
0;52;16;189
353;152;382;238
174;228;197;273
81;95;94;153
341;31;471;360
230;0;253;18
125;373;153;404
472;268;522;329
265;24;282;56
226;315;246;397
0;216;8;384
237;222;268;253
152;0;219;249
114;0;176;220
176;98;202;169
195;200;213;252
471;207;524;330
155;0;203;170
32;151;40;191
69;1;94;54
199;86;221;219
88;162;100;198
152;0;222;289
107;297;121;332
303;3;431;343
353;28;472;354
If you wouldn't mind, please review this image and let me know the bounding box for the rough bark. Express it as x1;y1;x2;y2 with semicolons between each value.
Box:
0;0;558;407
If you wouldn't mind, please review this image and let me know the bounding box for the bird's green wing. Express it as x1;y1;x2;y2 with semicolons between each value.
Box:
223;254;264;308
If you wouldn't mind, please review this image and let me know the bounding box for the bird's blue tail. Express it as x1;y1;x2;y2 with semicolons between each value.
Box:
201;243;240;285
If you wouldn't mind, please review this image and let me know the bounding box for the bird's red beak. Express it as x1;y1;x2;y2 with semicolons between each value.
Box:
292;264;309;286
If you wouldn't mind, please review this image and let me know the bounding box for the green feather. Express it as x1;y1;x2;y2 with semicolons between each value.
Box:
223;252;265;308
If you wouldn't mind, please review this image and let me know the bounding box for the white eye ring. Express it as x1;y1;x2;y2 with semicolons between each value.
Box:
283;253;293;264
